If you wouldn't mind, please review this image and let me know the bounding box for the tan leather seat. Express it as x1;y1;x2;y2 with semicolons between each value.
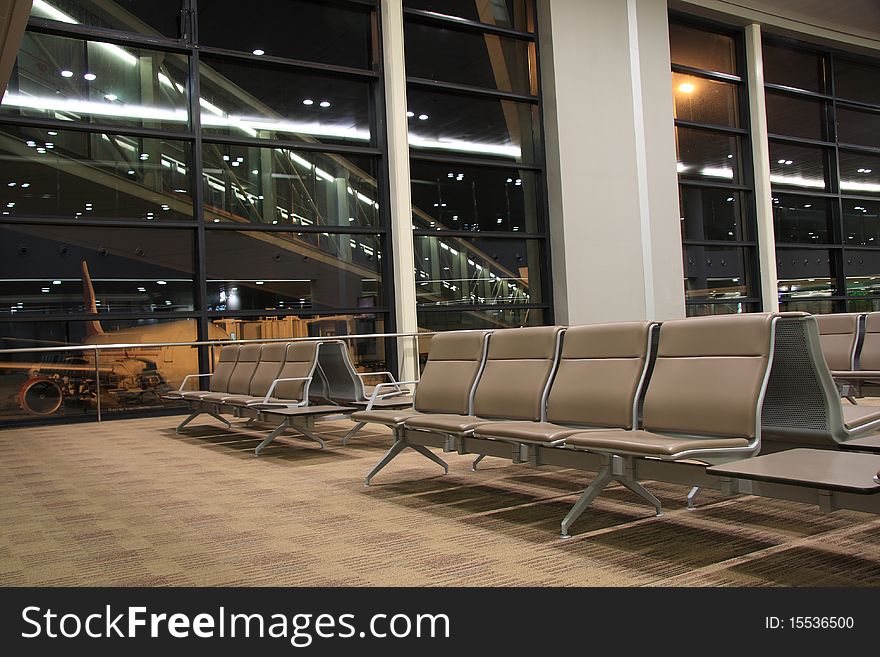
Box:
350;330;491;428
474;321;654;444
815;313;859;371
859;313;880;370
170;344;239;401
404;325;564;435
220;342;288;406
566;313;774;460
841;403;880;430
199;344;262;404
243;341;321;407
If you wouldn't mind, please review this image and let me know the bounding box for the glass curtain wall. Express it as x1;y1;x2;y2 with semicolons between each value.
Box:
763;39;880;312
403;0;552;331
669;18;762;316
0;0;388;423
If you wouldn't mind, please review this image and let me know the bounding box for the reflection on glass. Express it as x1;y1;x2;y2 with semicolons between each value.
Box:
684;245;752;301
0;317;200;421
761;42;826;93
679;187;746;241
199;57;372;146
404;0;534;32
846;251;880;297
198;0;372;69
838;151;880;196
414;235;540;306
205;230;383;312
675;127;741;184
669;23;737;75
772;194;833;244
31;0;182;38
405;22;535;94
765;91;829;141
0;224;195;315
843;199;880;246
0;124;192;220
778;299;839;314
835;58;880;107
410;161;538;233
685;302;758;317
837;107;880;149
406;88;539;163
202;144;378;228
210;315;389;371
1;31;189;131
418;307;543;333
671;73;739;127
768;141;830;191
776;248;837;300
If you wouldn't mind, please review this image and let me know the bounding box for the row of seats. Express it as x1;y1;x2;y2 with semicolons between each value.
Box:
816;312;880;397
354;312;880;536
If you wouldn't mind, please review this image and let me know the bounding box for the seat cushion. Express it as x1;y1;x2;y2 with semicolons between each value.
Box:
473;421;587;444
179;390;217;401
198;392;232;404
841;403;880;430
565;429;750;457
404;414;494;434
350;408;426;426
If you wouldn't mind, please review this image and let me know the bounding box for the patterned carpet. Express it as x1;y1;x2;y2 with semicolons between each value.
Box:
1;414;879;586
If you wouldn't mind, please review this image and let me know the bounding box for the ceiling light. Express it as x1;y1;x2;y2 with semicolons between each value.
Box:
777;159;786;164
20;183;29;188
127;169;135;175
60;70;73;78
406;111;414;118
104;93;117;101
6;182;15;187
47;131;57;136
52;280;61;285
139;153;149;160
418;114;428;120
83;73;96;81
41;288;49;292
785;160;793;165
255;281;264;285
319;101;331;108
678;82;695;93
213;218;220;223
302;99;314;106
804;204;812;208
252;49;265;56
252;169;258;174
156;280;167;285
137;287;146;292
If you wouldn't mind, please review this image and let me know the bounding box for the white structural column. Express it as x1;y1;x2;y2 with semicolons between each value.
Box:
745;23;779;312
540;0;684;324
381;0;418;379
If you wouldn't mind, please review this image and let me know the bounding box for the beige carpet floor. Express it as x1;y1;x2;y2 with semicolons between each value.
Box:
1;414;879;586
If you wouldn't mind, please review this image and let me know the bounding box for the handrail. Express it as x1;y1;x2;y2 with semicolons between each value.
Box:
0;329;452;356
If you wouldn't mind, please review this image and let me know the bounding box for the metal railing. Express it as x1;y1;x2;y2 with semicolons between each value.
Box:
0;330;445;423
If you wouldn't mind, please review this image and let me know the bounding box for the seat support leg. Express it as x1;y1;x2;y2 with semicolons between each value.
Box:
618;478;663;516
175;411;200;434
561;469;615;538
687;486;701;510
207;411;231;428
471;454;487;471
341;421;366;446
255;418;290;456
364;430;448;486
289;423;326;449
410;444;449;473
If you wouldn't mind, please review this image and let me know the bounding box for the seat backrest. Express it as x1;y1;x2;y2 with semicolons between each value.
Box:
814;313;859;371
272;341;320;400
224;344;262;395
642;314;774;439
414;331;491;414
546;322;655;429
472;325;564;421
247;342;288;396
858;312;880;370
209;344;240;393
314;340;364;403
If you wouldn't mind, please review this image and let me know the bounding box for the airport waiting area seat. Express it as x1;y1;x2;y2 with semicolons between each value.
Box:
827;312;880;396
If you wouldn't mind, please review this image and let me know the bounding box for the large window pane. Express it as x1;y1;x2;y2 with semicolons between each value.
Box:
772;194;834;245
839;150;880;196
779;299;840;314
202;144;378;228
684;245;753;301
199;57;372;146
417;307;544;333
205;230;383;312
846;251;880;298
837;106;880;149
679;187;749;241
1;32;189;131
410;161;539;233
762;42;827;93
197;0;372;69
843;199;880;246
672;73;739;127
0;124;192;221
0;224;195;315
834;58;880;107
404;0;534;33
765;91;829;141
31;0;183;39
0;317;198;422
414;235;541;306
776;248;837;300
407;88;540;164
669;23;737;75
405;22;535;94
768;141;830;191
675;127;742;184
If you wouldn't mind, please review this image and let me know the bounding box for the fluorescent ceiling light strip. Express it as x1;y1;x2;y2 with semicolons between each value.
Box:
408;134;521;158
32;0;138;66
1;93;187;122
769;173;826;189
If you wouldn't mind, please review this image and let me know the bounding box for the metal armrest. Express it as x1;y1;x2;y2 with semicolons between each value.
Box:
179;373;213;391
357;371;398;383
366;379;418;410
262;376;314;406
